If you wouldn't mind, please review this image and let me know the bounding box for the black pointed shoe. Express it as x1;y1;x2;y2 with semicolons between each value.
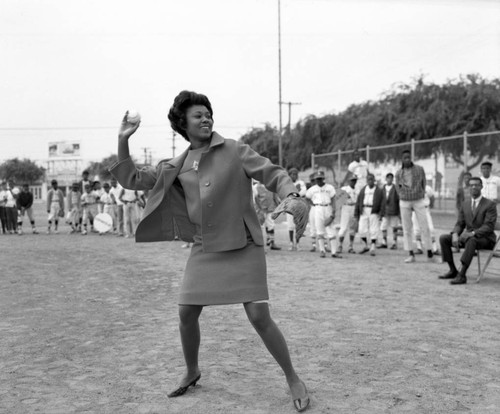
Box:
293;381;310;412
167;374;201;398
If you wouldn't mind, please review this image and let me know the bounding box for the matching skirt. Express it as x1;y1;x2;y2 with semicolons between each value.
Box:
180;241;268;305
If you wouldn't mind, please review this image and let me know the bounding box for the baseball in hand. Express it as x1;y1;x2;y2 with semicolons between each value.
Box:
127;109;141;124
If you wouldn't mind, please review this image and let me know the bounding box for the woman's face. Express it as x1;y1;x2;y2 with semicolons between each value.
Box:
185;105;213;143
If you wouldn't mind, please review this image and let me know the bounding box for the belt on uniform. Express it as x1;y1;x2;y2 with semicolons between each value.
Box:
314;203;331;206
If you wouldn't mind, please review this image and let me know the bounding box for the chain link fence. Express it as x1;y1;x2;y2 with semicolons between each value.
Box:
311;131;500;213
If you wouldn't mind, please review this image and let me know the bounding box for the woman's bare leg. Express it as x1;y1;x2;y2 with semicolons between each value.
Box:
243;302;307;401
177;304;203;385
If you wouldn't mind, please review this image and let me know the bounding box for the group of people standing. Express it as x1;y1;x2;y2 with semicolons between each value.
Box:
263;151;499;277
57;171;146;237
263;149;440;262
0;170;147;238
0;180;37;234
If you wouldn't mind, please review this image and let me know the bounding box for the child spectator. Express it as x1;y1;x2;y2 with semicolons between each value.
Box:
17;184;39;234
67;182;82;233
109;178;124;236
355;173;385;256
77;170;92;229
93;180;104;214
119;187;139;238
46;179;64;234
286;168;307;250
0;182;7;234
5;180;20;233
81;183;98;234
100;182;116;218
380;173;400;249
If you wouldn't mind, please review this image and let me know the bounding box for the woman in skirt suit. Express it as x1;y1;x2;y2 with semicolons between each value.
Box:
110;91;310;412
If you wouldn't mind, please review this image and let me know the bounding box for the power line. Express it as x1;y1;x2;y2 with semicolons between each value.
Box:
0;124;249;131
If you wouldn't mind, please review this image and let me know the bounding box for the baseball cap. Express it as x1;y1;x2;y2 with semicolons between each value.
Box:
313;171;325;180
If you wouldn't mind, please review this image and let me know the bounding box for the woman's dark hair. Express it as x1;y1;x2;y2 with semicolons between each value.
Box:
168;90;213;141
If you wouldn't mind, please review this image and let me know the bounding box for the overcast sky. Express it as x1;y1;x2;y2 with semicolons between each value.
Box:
1;0;499;165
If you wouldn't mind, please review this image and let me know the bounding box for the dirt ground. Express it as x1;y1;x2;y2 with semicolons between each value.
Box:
1;205;499;414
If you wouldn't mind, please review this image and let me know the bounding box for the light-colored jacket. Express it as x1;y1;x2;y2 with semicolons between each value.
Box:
109;132;297;252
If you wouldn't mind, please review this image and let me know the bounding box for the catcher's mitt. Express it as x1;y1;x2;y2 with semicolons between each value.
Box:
271;196;309;239
324;215;334;227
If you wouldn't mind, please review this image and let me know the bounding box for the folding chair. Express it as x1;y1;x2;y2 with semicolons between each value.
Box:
476;221;500;283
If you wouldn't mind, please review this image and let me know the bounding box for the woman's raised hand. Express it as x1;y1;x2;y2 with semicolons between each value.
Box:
118;111;141;140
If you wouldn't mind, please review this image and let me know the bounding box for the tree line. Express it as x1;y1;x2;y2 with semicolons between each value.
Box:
240;74;500;172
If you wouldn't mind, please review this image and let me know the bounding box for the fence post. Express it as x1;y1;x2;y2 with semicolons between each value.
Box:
410;139;415;161
311;153;315;171
337;149;341;184
365;145;370;164
463;131;468;171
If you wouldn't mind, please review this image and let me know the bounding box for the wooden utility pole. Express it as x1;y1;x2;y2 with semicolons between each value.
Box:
281;101;301;136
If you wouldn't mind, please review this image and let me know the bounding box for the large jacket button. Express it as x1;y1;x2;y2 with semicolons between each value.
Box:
207;222;213;228
205;181;211;187
207;202;213;207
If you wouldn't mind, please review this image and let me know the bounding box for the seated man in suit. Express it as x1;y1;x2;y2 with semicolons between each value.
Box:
439;176;498;285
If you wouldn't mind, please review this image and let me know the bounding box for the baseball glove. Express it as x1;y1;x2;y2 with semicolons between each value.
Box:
271;196;309;239
324;215;334;227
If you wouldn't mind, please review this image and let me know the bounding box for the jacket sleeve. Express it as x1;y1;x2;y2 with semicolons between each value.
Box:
109;157;158;191
474;201;498;239
238;143;296;200
452;207;466;235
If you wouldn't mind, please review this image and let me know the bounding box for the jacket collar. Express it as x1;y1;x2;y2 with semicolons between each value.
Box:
165;131;225;168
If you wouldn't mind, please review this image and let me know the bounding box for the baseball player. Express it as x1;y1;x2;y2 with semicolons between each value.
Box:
337;174;359;254
81;183;99;235
305;171;340;258
286;168;307;250
46;179;64;234
67;182;82;233
253;180;281;250
16;183;39;234
306;172;318;252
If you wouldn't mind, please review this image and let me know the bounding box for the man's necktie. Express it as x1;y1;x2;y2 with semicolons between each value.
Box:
472;200;477;213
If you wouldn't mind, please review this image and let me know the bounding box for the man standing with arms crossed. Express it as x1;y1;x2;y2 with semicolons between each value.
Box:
480;161;500;216
347;149;369;193
395;150;437;263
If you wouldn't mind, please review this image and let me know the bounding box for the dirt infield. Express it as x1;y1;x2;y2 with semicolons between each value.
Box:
1;205;499;413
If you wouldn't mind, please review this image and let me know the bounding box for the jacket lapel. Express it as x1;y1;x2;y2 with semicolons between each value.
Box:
471;198;483;221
